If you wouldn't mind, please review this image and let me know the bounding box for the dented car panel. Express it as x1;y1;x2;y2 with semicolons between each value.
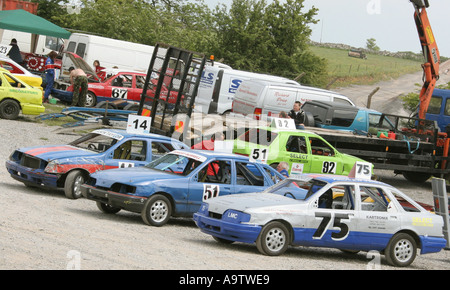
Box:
5;129;188;191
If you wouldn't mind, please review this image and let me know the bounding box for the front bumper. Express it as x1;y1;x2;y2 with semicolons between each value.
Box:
193;212;261;244
5;160;58;188
81;184;147;213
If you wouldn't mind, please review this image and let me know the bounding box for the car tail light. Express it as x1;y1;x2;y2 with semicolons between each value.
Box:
254;108;262;120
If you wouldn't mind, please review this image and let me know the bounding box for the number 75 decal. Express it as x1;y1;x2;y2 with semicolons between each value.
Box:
313;212;351;241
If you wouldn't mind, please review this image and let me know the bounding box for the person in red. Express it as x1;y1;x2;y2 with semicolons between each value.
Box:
191;132;224;150
93;60;106;80
192;132;225;177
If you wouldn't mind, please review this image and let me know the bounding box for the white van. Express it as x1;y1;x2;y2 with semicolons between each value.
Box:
232;79;354;118
194;66;300;114
0;29;65;55
61;33;154;81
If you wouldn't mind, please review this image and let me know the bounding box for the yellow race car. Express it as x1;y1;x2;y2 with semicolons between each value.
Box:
0;68;45;120
0;55;43;89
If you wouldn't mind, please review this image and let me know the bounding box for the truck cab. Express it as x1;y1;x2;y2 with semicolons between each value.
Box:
423;88;450;133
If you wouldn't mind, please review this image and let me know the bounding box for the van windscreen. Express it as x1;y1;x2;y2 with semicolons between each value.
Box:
238;128;278;146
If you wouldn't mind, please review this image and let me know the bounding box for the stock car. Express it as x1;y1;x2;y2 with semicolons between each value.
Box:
6;129;188;199
194;174;447;267
233;126;368;176
0;55;43;88
64;70;181;108
80;149;285;226
0;68;45;119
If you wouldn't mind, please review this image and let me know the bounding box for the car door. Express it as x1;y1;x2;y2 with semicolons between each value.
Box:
187;159;233;213
282;134;312;175
233;161;268;194
307;136;342;174
108;74;131;101
301;184;357;249
351;184;403;251
103;139;149;169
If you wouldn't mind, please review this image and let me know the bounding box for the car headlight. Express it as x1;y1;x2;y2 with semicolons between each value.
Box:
44;160;58;173
222;210;251;223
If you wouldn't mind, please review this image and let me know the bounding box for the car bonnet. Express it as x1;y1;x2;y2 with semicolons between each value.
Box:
206;192;300;215
19;145;96;160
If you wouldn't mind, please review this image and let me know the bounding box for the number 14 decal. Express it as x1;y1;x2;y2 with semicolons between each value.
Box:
313;212;351;241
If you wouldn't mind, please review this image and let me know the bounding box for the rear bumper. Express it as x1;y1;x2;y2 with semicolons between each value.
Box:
21;103;45;115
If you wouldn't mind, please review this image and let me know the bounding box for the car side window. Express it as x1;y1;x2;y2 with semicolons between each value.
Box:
318;185;355;210
359;186;389;212
286;136;307;154
136;75;145;89
309;137;335;156
235;161;265;186
197;160;231;184
151;142;174;161
113;140;147;161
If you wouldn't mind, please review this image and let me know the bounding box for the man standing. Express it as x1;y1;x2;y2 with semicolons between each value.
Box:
44;51;58;103
69;67;88;107
288;101;305;129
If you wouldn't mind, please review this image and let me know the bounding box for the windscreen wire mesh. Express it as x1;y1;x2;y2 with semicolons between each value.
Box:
138;43;207;139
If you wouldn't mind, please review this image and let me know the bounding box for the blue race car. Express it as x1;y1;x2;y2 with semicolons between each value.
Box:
6;129;188;199
81;149;285;226
194;174;448;267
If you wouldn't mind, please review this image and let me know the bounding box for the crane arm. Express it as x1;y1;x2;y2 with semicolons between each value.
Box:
411;0;440;120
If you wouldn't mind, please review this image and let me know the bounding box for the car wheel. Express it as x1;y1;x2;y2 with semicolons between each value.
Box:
96;202;121;214
256;221;290;256
64;170;86;199
0;99;20;120
141;194;172;227
85;92;96;107
385;233;417;267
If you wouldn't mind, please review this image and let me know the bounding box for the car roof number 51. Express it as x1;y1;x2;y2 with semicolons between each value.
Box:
127;114;152;134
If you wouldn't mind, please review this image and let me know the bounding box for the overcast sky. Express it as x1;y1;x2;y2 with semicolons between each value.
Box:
207;0;450;57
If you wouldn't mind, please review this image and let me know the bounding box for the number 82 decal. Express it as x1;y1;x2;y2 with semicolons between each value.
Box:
322;161;336;174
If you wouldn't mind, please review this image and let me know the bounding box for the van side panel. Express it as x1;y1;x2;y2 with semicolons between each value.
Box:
262;87;297;115
232;81;265;115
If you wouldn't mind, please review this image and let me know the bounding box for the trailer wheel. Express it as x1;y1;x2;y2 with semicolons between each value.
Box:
402;171;431;183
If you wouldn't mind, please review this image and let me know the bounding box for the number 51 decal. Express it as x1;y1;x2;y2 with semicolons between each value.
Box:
313;212;351;241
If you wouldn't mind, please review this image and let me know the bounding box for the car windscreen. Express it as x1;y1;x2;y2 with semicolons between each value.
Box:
69;132;120;152
145;153;202;176
265;178;312;200
238;128;278;147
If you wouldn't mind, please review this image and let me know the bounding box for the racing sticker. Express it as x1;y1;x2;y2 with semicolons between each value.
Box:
118;162;135;168
322;161;337;174
203;184;220;201
111;88;128;99
250;148;268;163
290;163;304;175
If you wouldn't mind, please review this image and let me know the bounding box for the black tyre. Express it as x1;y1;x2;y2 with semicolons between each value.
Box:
385;233;417;267
64;170;86;199
0;99;20;120
141;194;172;227
402;171;431;183
256;221;290;256
96;201;121;214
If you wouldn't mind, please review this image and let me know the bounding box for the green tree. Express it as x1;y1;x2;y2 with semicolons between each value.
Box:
208;0;327;86
366;38;380;51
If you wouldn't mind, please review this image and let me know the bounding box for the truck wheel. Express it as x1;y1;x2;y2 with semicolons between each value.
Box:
141;194;172;227
96;202;121;214
402;171;431;183
85;92;96;107
385;233;417;267
64;170;86;199
0;99;20;120
256;221;290;256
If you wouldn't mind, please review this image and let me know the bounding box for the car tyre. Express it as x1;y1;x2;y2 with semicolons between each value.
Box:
256;221;290;256
96;202;121;214
0;99;20;120
85;91;96;107
64;170;86;199
385;233;417;267
141;194;172;227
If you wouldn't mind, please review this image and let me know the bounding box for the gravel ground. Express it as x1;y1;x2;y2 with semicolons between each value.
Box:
0;117;449;271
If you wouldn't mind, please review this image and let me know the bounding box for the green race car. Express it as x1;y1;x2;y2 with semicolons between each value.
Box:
233;126;368;176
